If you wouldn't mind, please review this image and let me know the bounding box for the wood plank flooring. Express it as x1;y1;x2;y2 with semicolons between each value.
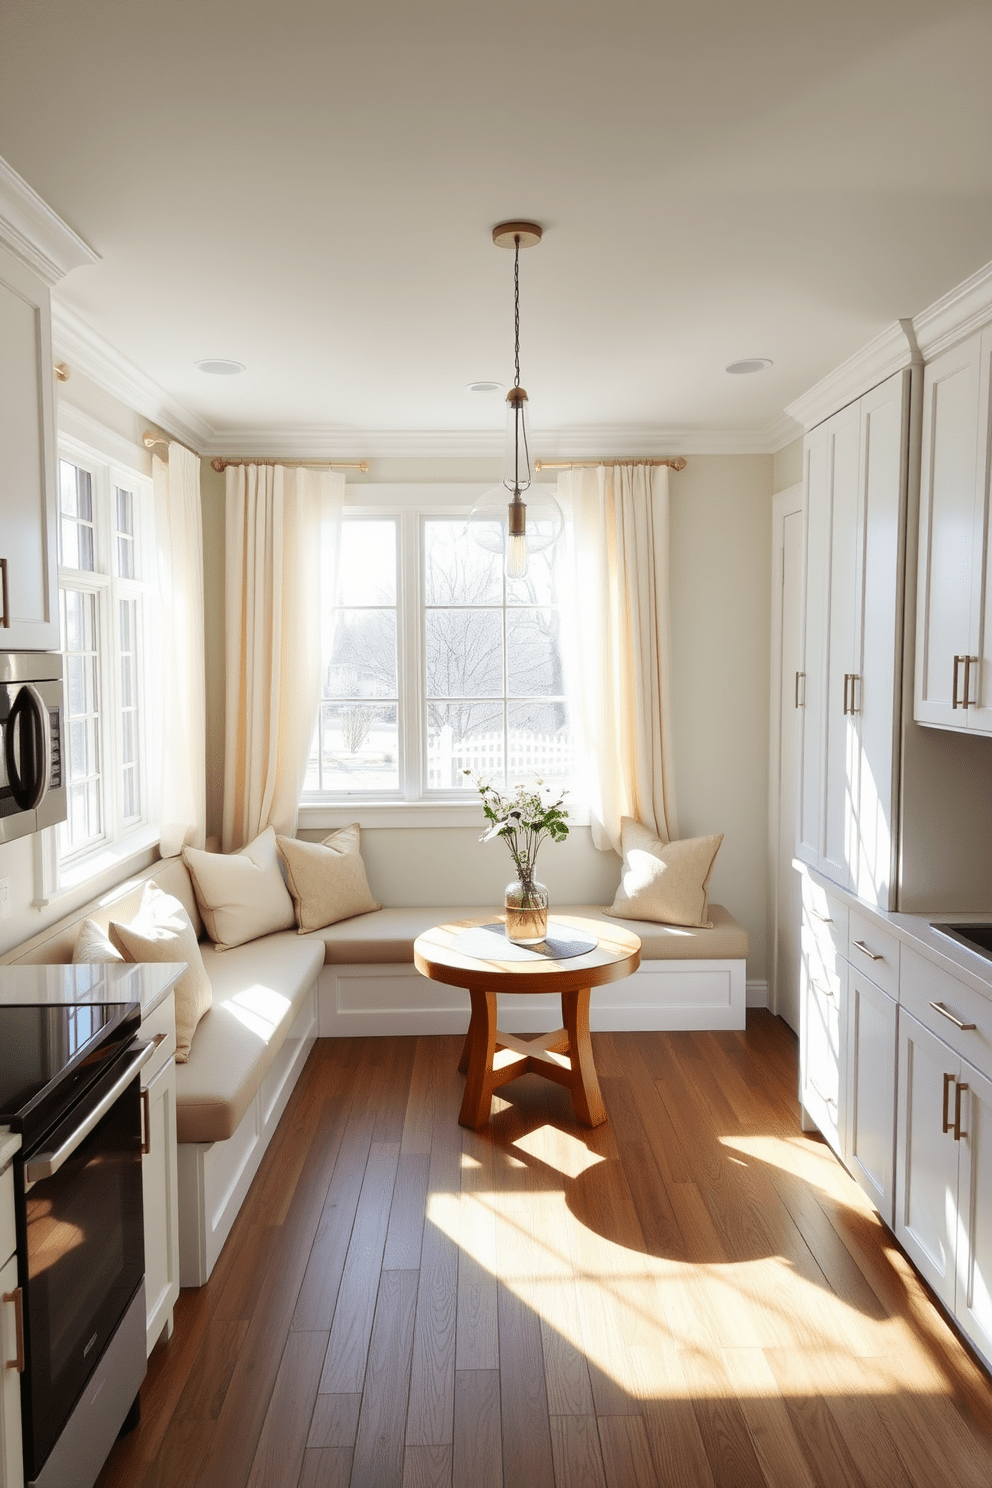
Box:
96;1013;992;1488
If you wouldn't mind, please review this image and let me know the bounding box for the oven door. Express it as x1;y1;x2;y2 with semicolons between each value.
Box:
18;1040;151;1482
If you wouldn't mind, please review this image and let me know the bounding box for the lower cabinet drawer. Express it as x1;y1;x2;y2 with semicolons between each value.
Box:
900;946;992;1075
848;910;899;999
801;958;846;1157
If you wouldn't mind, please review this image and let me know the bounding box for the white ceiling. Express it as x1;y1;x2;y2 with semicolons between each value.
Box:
2;0;992;455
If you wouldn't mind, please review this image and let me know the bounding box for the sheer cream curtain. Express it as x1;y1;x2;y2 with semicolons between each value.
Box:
222;463;344;851
559;461;678;852
153;442;206;855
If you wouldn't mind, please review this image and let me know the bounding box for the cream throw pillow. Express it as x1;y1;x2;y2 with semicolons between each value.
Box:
182;826;296;950
72;918;125;964
108;881;212;1062
276;824;381;933
605;817;723;929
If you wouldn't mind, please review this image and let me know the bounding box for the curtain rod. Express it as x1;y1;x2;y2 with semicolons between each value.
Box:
535;456;688;472
143;431;201;459
209;457;369;473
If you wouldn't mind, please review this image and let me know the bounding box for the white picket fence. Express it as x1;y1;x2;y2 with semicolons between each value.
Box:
429;725;573;788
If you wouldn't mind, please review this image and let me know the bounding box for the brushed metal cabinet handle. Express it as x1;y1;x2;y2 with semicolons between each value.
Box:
808;1077;837;1110
943;1072;955;1133
0;558;8;629
3;1288;24;1372
809;907;833;924
963;655;976;708
954;1081;969;1141
953;654;962;709
930;1000;976;1032
852;940;882;962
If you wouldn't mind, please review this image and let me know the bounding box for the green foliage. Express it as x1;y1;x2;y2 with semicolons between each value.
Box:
465;771;569;886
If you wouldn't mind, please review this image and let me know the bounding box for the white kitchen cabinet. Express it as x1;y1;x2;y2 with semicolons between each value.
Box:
846;968;897;1227
798;874;849;1158
796;369;911;907
0;241;59;651
895;1008;960;1308
1;1162;23;1488
915;327;992;733
140;994;180;1356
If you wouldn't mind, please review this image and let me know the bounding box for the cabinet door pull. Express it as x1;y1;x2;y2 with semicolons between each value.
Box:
852;940;882;962
843;674;851;715
942;1072;955;1133
811;978;835;1001
930;1000;976;1031
808;1077;837;1110
141;1086;152;1155
954;1081;969;1141
963;655;977;709
0;558;7;629
809;907;833;924
850;673;860;713
953;654;962;709
795;671;805;708
3;1287;24;1372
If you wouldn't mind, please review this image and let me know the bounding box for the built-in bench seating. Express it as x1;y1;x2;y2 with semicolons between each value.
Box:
2;852;748;1285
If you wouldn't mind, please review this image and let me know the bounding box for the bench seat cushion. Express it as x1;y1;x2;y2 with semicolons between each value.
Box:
175;930;323;1144
310;903;748;965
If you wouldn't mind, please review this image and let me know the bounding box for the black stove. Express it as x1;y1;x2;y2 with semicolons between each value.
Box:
0;1000;141;1146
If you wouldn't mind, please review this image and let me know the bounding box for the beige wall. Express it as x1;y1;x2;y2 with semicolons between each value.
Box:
669;455;773;982
773;436;802;494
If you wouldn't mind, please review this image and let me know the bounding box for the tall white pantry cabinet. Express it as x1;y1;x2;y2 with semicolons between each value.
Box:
796;369;910;910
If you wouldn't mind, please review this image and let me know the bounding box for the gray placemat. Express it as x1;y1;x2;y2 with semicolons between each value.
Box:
451;922;598;962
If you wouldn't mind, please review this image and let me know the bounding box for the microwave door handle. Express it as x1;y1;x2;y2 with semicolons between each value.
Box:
24;1040;157;1188
24;683;50;810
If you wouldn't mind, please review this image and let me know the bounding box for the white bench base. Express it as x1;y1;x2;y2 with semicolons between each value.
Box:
317;959;746;1038
178;984;317;1286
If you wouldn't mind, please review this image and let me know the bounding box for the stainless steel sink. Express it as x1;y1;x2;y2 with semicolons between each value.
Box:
931;923;992;963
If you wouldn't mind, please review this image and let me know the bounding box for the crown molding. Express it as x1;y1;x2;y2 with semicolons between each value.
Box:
785;319;919;432
51;299;211;451
764;411;803;452
200;422;782;461
0;155;98;284
913;257;992;361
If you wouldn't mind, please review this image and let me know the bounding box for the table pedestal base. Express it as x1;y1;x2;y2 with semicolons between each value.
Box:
457;984;607;1129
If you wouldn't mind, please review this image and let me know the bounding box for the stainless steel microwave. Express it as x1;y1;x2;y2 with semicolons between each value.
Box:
0;651;66;844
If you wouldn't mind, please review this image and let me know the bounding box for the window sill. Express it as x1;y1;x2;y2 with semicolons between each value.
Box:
299;799;590;831
36;825;162;914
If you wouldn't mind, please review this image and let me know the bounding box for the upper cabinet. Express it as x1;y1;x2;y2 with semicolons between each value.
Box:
796;369;911;909
0;241;59;650
0;154;99;652
915;327;992;733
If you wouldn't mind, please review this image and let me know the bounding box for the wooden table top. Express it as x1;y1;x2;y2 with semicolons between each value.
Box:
413;913;641;996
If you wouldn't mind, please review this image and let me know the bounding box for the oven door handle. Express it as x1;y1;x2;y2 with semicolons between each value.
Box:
24;1040;157;1187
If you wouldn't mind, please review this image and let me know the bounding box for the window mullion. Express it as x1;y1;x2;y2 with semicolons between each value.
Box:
400;510;423;800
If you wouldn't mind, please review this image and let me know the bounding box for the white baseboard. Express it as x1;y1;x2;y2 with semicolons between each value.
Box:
747;979;769;1008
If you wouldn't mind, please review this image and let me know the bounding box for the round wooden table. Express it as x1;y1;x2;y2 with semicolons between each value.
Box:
413;914;641;1129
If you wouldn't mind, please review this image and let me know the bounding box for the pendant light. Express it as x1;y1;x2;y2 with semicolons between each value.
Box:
468;221;562;579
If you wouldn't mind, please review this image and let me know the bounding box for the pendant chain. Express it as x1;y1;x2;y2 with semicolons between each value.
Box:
514;235;521;388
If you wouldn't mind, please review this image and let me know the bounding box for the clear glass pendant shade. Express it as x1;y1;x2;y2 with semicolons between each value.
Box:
466;484;564;577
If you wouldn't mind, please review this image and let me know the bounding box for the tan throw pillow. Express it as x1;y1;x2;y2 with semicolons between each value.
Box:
276;824;381;933
108;881;212;1063
72;918;126;964
182;826;296;950
605;817;723;929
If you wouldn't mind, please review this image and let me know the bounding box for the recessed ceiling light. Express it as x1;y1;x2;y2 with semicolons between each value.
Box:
724;358;772;375
466;380;503;393
195;359;246;375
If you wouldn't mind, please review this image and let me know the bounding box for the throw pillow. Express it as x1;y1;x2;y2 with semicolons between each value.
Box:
182;826;296;950
72;918;125;964
108;880;212;1062
605;817;723;929
276;824;381;933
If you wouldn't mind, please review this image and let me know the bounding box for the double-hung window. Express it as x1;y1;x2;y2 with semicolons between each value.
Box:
302;486;574;817
56;437;156;878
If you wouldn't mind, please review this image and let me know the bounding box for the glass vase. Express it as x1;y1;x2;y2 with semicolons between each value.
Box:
504;875;549;944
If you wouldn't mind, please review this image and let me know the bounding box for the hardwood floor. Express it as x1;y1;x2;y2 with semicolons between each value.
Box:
96;1012;992;1488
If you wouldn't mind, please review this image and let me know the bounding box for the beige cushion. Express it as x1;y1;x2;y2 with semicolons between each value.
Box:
276;824;381;933
310;903;747;964
109;881;212;1063
183;826;295;950
175;932;324;1142
605;818;724;928
72;918;125;964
